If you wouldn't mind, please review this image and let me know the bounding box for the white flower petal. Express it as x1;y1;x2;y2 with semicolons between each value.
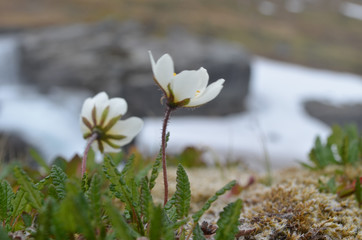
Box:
186;79;225;107
107;98;128;120
93;92;108;102
80;98;95;120
149;52;174;93
108;117;144;146
195;67;209;92
172;70;200;102
93;92;110;122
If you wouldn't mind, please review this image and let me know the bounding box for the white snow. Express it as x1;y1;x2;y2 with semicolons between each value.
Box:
340;2;362;21
136;57;362;171
1;37;362;170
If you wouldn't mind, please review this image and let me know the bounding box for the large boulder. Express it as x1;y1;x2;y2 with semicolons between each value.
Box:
18;21;251;116
304;100;362;130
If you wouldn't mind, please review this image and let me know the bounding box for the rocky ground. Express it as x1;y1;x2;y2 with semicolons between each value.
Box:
152;166;362;239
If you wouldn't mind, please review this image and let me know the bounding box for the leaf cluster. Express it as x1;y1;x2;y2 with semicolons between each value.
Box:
303;124;362;170
303;124;362;206
0;149;242;239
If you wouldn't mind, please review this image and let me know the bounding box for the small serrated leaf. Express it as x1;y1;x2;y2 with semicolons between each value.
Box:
149;132;169;190
105;200;139;240
11;188;28;217
140;177;153;222
192;180;236;223
13;166;43;210
175;164;191;219
50;165;67;200
86;174;102;224
149;205;163;240
193;223;207;240
214;199;243;240
0;180;15;221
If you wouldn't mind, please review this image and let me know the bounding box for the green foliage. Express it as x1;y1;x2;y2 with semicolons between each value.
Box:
214;199;243;240
193;223;206;240
49;165;67;200
149;132;169;190
2;147;238;239
355;177;362;206
304;124;362;170
11;188;27;218
105;200;139;240
318;177;337;194
175;164;191;219
13;166;43;210
0;226;10;240
192;180;236;224
29;148;50;173
0;180;14;222
305;124;362;206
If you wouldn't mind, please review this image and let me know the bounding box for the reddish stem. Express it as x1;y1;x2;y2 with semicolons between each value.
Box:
162;106;172;205
82;132;98;177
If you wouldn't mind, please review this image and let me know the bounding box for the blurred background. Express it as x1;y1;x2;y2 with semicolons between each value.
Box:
0;0;362;171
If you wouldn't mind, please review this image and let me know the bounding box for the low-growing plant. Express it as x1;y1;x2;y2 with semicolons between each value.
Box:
0;52;246;239
303;124;361;170
0;153;240;239
302;124;362;206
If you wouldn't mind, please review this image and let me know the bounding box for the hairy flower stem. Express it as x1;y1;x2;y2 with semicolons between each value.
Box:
162;106;173;205
82;132;98;177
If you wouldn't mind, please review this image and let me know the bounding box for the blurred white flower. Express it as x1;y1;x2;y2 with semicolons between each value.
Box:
149;51;225;108
80;92;143;153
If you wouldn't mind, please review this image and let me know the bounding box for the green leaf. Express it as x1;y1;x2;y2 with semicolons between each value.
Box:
326;177;337;194
11;189;27;218
81;171;89;193
120;154;135;179
0;226;10;240
355;177;362;206
13;166;43;210
140;177;153;222
149;205;163;240
308;136;337;169
86;173;102;225
149;132;169;191
192;180;236;223
0;180;15;221
164;195;177;224
29;148;50;173
50;165;67;200
193;223;206;240
21;212;32;228
214;199;243;240
175;164;191;219
149;150;162;191
35;198;59;240
105;200;139;240
327;125;343;147
58;181;96;240
103;155;143;232
347;139;359;164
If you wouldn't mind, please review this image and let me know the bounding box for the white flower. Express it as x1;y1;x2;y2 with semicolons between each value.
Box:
80;92;143;153
149;51;225;108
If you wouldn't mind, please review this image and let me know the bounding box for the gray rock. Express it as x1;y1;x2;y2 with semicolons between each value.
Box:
304;100;362;130
0;132;37;167
18;21;251;116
